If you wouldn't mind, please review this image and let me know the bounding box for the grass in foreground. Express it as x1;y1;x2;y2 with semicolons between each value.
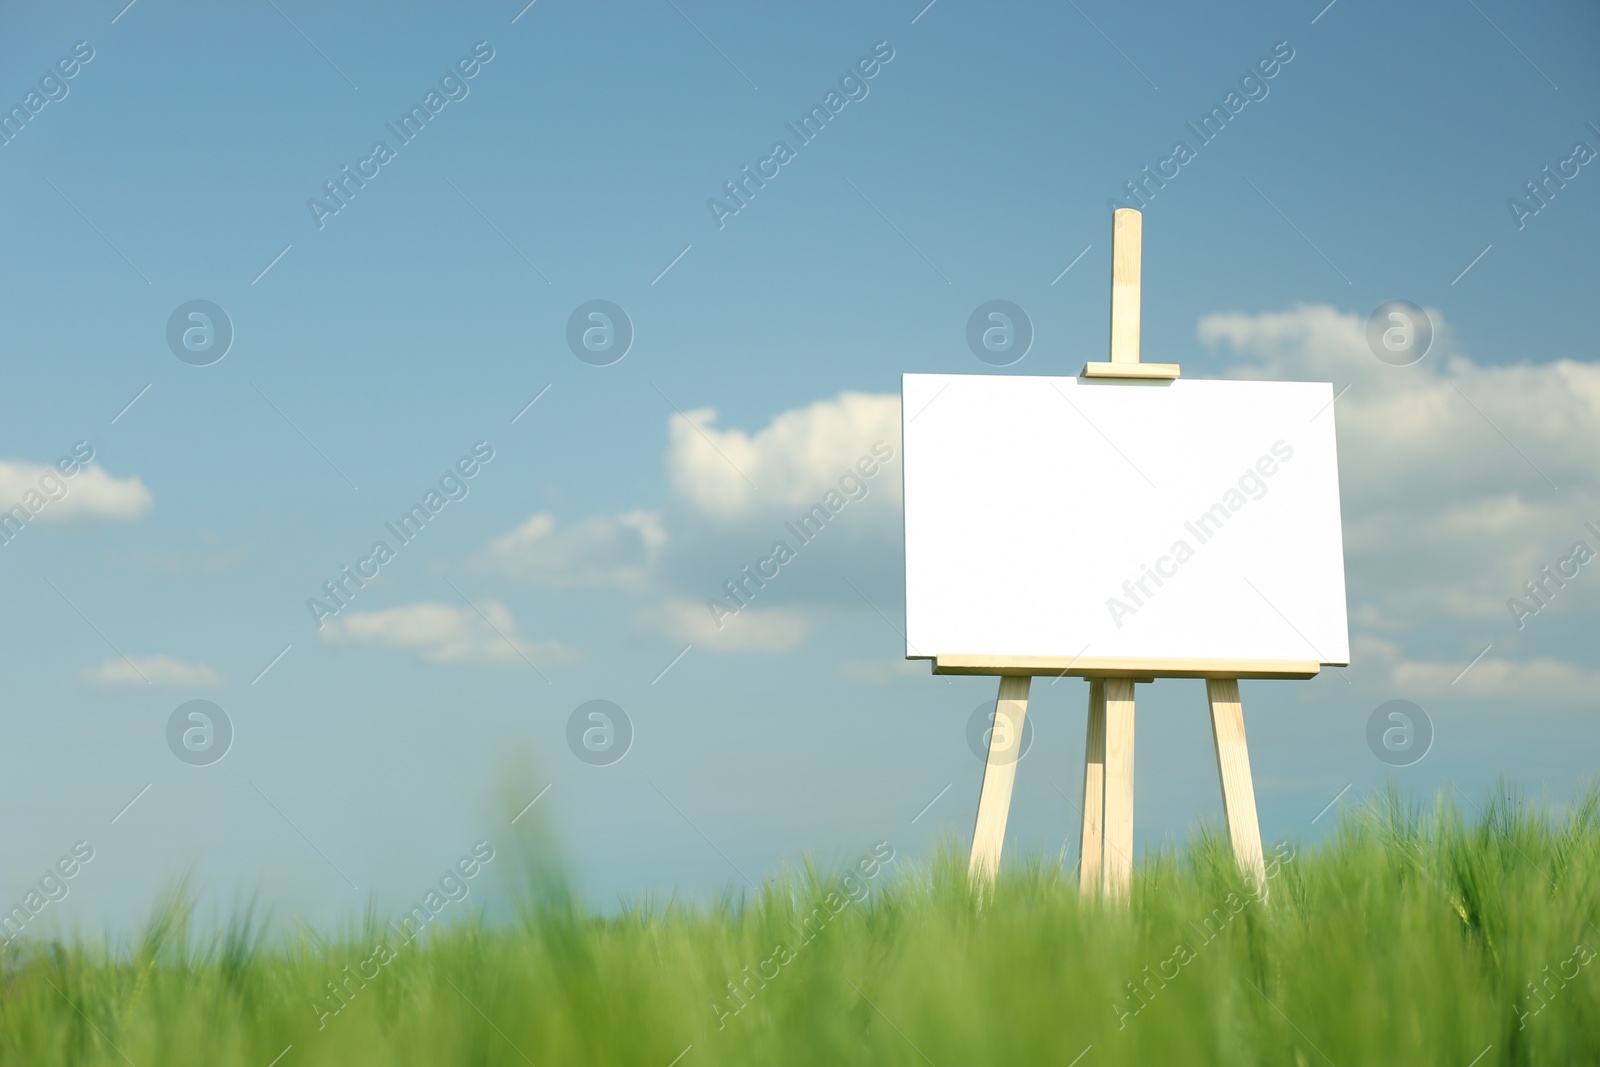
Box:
5;785;1600;1066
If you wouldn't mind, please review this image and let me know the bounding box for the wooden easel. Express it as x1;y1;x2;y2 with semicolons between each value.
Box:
961;209;1308;900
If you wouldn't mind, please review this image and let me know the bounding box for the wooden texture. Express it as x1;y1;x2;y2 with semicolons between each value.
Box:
930;655;1322;680
1080;361;1181;380
1101;678;1137;899
1207;678;1268;896
1109;209;1143;364
1078;680;1106;894
967;675;1032;883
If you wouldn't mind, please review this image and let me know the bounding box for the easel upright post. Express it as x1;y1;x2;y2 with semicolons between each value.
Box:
1100;678;1137;896
1077;680;1105;894
1081;207;1179;381
1083;209;1147;902
1109;208;1142;366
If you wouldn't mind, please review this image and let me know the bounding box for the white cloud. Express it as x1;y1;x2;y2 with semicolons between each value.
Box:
320;601;577;667
470;391;904;655
1356;635;1600;702
82;656;221;688
1198;304;1600;629
666;391;901;519
478;510;663;589
0;462;152;524
635;597;809;653
1392;654;1600;699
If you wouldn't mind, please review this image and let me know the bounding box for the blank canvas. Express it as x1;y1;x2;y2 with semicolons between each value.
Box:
902;373;1350;666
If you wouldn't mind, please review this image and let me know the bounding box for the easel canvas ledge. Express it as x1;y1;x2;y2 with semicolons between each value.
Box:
922;655;1329;680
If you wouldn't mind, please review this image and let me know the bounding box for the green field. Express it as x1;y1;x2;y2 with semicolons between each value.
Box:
6;786;1598;1066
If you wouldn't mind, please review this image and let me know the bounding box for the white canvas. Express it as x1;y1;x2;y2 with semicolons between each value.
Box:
902;373;1350;665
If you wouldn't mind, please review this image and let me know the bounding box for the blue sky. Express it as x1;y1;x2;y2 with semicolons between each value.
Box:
0;0;1596;934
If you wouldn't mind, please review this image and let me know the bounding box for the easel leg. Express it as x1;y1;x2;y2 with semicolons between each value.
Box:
1101;678;1136;900
1206;678;1268;897
1078;680;1106;894
968;675;1031;884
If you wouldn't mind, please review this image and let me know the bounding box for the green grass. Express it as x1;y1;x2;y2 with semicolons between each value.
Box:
6;785;1600;1066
